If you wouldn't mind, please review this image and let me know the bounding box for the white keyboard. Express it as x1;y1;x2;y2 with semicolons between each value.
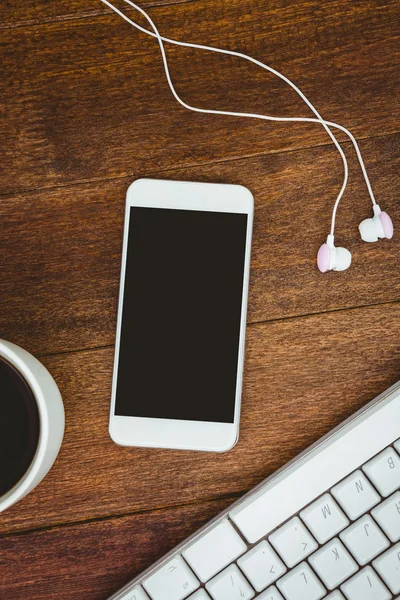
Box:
108;381;400;600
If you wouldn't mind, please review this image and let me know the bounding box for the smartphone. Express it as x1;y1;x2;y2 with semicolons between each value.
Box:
109;178;253;451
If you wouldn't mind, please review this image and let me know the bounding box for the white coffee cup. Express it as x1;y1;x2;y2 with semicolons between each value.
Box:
0;339;65;513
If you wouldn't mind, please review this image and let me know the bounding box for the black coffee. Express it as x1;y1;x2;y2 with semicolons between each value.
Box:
0;357;40;496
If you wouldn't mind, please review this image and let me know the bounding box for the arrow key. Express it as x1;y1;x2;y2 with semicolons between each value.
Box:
238;540;287;592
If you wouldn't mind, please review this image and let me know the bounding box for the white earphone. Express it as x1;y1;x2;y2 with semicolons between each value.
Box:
317;236;352;273
359;205;394;243
101;0;393;272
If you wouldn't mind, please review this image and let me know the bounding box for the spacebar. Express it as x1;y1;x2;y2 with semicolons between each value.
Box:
229;389;400;543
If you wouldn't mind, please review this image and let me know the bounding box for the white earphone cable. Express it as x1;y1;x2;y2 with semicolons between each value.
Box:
100;0;377;236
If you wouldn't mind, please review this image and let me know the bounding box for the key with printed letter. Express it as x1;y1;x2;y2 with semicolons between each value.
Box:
340;515;389;565
277;562;325;600
340;566;391;600
237;540;286;591
205;564;254;600
372;491;400;542
300;494;349;544
308;539;357;590
143;555;199;600
373;542;400;594
269;517;317;567
363;447;400;497
332;470;380;520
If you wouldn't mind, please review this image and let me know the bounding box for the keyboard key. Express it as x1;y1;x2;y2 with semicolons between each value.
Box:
373;542;400;594
276;562;325;600
332;470;380;520
300;494;349;544
325;593;345;600
363;447;400;497
308;538;357;590
237;540;286;591
188;591;211;599
182;520;246;582
143;555;199;600
257;587;284;600
340;515;389;565
341;566;391;600
120;587;150;600
372;491;400;542
268;517;317;568
205;564;254;600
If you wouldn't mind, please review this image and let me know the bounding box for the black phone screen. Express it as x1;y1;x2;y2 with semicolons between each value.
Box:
115;206;248;423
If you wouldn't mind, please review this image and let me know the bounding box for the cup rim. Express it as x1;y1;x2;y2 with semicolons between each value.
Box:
0;340;50;510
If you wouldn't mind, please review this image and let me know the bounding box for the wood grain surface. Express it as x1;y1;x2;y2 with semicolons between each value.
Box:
0;0;399;598
1;0;399;195
0;0;192;29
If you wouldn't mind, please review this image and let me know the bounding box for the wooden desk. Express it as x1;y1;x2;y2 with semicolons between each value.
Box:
0;0;399;597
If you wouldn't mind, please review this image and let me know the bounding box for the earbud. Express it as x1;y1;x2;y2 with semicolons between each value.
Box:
359;205;393;242
317;234;352;272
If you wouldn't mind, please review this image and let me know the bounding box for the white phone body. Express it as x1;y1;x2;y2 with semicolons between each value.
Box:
109;178;254;452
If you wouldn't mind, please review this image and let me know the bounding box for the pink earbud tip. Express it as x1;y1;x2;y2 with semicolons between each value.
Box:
380;212;394;239
317;243;330;272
